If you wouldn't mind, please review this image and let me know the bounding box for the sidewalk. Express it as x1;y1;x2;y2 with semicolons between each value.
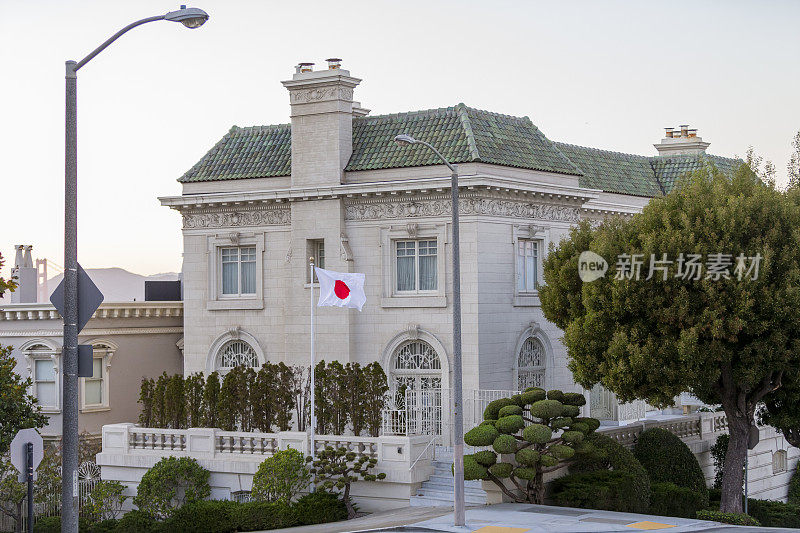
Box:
349;503;796;533
268;506;452;533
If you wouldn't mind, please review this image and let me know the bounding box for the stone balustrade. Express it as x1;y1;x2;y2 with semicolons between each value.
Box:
98;423;434;512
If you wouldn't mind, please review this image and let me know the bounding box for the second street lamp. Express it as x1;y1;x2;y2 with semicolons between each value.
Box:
393;134;465;527
62;6;208;532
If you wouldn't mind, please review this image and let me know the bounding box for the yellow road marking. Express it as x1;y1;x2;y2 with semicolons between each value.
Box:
626;521;677;530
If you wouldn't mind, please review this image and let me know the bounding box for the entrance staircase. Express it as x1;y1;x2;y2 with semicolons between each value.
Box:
410;447;487;507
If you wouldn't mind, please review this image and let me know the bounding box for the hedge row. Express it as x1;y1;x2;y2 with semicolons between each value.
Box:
707;488;800;529
33;491;347;533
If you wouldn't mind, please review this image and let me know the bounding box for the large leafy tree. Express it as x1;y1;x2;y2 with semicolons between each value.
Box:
540;163;800;513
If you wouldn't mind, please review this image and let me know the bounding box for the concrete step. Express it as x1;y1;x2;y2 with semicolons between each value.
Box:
412;488;486;505
424;475;484;488
420;482;488;495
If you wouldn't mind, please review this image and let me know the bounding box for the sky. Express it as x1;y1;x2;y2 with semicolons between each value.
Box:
1;0;798;279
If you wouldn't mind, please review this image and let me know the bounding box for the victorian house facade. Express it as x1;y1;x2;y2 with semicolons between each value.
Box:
160;61;738;425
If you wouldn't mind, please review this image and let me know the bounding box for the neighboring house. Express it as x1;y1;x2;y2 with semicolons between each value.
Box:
159;61;739;428
0;252;184;438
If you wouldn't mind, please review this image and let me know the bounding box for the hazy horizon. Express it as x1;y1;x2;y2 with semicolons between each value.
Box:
2;0;798;279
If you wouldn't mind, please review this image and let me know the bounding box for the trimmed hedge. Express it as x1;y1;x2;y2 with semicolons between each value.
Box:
633;427;708;507
648;482;706;519
562;433;650;513
159;499;239;532
746;499;800;529
294;491;348;525
789;462;800;506
550;470;642;512
696;510;760;526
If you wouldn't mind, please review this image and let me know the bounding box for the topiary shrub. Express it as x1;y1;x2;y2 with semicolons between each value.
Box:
114;510;156;533
233;501;298;531
789;462;800;505
648;482;707;518
549;470;640;512
294;490;348;525
747;499;800;529
461;391;598;503
696;510;760;526
561;433;650;513
132;456;211;520
159;499;239;532
251;448;311;504
633;427;708;507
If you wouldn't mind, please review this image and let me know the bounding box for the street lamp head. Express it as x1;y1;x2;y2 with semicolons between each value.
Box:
164;5;209;28
394;134;417;147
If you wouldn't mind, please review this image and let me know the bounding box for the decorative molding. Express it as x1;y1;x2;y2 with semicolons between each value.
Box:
228;326;242;340
228;232;241;246
289;86;353;103
339;233;353;262
183;209;290;229
406;324;421;340
406;223;419;238
285;238;294;263
1;303;183;321
0;327;184;337
345;197;580;222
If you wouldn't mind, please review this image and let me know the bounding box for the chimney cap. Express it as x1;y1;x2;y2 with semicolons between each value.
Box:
325;57;342;62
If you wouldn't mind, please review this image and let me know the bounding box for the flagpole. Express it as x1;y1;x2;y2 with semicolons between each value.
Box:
309;257;316;460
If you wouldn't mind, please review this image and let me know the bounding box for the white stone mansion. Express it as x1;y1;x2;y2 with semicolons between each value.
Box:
159;61;738;421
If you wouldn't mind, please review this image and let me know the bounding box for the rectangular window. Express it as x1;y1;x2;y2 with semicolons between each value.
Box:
83;358;103;406
308;240;325;283
396;240;437;292
34;359;56;408
221;246;257;296
516;239;539;292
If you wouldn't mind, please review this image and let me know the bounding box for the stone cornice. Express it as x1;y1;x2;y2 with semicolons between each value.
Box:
0;302;183;322
0;327;184;337
159;175;599;212
581;200;643;217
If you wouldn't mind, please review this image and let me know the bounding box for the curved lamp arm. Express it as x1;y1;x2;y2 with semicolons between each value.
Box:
74;15;166;71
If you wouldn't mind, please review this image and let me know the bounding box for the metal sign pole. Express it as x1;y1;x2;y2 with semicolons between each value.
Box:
26;442;33;533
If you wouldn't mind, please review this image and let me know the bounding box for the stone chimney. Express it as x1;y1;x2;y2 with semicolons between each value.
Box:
10;245;37;303
282;60;362;187
654;125;710;156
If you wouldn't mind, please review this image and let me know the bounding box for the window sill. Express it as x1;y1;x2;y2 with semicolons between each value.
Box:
41;408;60;414
207;299;264;310
303;283;321;289
381;296;447;308
80;406;111;413
513;294;541;307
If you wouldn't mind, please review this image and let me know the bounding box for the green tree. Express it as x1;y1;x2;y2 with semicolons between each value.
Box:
86;479;128;520
138;377;155;427
274;363;296;431
251;448;310;504
462;388;598;503
362;362;389;437
184;373;206;428
540;163;800;513
787;130;800;189
345;363;366;436
202;372;221;428
307;446;386;519
759;371;800;448
151;372;168;428
0;455;26;532
165;373;186;429
132;456;210;520
0;344;47;454
0;253;18;297
253;364;276;432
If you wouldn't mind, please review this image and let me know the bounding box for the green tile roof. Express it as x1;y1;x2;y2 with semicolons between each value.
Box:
179;125;291;183
554;143;663;197
177;105;740;198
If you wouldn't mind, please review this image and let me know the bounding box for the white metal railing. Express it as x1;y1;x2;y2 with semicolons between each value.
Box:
409;435;438;471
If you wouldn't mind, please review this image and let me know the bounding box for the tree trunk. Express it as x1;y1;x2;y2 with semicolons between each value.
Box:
531;471;545;504
720;410;748;514
343;483;355;519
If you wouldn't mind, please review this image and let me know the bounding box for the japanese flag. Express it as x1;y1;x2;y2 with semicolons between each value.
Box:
314;268;367;311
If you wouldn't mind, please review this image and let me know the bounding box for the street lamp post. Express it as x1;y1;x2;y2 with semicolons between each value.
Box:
393;134;465;527
62;7;208;532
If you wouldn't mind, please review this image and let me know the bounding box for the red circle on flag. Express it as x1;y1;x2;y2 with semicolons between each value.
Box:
334;280;351;300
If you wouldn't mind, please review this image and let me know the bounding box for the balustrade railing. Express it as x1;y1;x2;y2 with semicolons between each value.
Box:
129;427;187;451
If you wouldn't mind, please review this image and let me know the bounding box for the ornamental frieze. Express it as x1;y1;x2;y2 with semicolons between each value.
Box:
289;86;354;103
183;209;290;229
344;198;580;222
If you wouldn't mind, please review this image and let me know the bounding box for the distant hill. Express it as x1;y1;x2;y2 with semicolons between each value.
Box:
1;268;179;304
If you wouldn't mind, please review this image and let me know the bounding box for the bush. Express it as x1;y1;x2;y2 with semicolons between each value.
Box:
159;499;239;532
463;454;489;480
294;490;348;525
86;520;119;533
746;499;800;529
633;427;708;506
251;448;311;504
86;479;128;520
464;424;499;447
114;510;156;533
132;456;211;519
33;516;61;533
550;470;641;512
696;510;760;526
234;501;298;531
789;462;800;505
710;434;729;489
563;433;650;513
648;482;706;518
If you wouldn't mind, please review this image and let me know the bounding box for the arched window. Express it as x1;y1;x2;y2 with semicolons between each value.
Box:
773;450;787;474
390;340;442;407
516;336;545;390
216;340;259;372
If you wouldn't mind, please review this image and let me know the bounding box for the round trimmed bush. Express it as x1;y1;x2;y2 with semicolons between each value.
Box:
495;415;525;434
540;454;558;467
465;424;500;447
562;392;587;406
523;423;552;444
570;422;590;434
515;447;540;466
529;399;564;420
493;434;518;454
546;390;565;402
513;467;537;480
479;420;496;427
484;398;516;420
251;448;311;504
575;417;601;432
498;404;523;417
551;417;572;429
521;388;546;404
489;462;513;478
473;450;497;467
550;444;575;460
464;454;489;480
633;427;708;504
133;456;211;520
511;394;526;407
561;430;584;443
561;405;581;418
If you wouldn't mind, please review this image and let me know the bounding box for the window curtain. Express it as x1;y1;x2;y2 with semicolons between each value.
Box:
222;248;238;294
419;254;437;290
396;243;415;291
240;260;256;294
84;358;103;405
35;359;56;407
